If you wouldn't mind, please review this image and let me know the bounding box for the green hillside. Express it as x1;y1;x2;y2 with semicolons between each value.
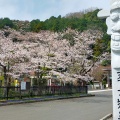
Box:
0;9;111;62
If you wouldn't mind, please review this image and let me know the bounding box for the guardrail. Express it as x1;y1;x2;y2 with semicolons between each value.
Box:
0;86;88;100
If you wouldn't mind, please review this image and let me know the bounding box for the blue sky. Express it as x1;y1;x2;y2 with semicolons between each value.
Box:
0;0;110;21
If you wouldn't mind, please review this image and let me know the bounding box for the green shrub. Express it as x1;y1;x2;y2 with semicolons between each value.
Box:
101;60;111;66
47;53;55;57
63;33;75;46
0;88;4;97
8;89;20;97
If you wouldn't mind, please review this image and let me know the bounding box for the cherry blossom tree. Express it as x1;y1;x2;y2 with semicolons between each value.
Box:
0;28;110;86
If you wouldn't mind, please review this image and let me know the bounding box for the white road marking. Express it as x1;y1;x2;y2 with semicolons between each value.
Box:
88;89;112;93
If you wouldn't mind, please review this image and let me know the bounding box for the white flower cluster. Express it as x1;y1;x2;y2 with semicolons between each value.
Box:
0;28;109;81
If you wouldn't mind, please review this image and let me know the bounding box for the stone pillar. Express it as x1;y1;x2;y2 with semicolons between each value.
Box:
98;0;120;119
111;1;120;119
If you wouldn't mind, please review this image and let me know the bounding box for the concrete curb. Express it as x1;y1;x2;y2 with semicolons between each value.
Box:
0;94;95;106
100;113;112;120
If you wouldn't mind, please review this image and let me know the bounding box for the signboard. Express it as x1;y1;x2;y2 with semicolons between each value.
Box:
21;81;26;90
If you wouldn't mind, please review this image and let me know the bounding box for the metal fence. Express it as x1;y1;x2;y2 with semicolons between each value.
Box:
0;86;88;100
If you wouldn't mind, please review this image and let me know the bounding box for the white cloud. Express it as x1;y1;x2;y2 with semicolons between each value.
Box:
0;0;110;21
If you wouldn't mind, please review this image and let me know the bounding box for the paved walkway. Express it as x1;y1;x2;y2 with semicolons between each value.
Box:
0;90;112;120
89;89;113;120
107;118;112;120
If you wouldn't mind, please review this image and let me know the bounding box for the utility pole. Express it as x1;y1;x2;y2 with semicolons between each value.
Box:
37;62;41;86
0;63;7;97
0;63;7;87
3;66;7;87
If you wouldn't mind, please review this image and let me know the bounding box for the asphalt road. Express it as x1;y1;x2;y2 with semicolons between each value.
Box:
0;90;112;120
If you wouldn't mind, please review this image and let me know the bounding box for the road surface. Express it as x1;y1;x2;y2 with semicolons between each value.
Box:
0;90;112;120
